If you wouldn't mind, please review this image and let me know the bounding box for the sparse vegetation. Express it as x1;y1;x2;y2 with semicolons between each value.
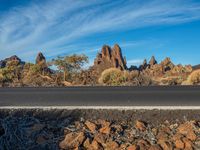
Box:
0;44;198;87
98;68;129;86
51;54;88;82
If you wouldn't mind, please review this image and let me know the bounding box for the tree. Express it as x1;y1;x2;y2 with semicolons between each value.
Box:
51;54;88;81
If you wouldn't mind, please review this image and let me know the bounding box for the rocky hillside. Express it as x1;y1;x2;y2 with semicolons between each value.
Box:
0;44;199;87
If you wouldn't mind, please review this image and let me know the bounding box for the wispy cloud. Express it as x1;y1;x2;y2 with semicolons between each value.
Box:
0;0;200;61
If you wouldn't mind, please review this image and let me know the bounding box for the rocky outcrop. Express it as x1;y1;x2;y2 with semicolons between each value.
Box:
93;44;127;74
0;55;25;68
149;56;157;67
36;52;46;65
139;56;192;77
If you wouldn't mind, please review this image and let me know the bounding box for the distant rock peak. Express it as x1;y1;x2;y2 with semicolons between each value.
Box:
93;44;127;73
36;52;46;65
0;55;25;68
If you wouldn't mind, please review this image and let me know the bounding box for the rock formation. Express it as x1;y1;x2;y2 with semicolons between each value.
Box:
139;56;192;79
149;56;157;67
36;52;46;65
0;55;25;68
93;44;127;74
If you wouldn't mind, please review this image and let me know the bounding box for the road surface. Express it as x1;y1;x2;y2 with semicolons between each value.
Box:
0;86;200;108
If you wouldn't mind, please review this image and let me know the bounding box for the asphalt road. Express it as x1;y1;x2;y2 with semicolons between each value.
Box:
0;86;200;107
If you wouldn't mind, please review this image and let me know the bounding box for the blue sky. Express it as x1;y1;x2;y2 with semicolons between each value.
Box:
0;0;200;67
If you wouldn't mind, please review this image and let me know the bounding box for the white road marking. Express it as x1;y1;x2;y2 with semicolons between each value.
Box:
0;106;200;110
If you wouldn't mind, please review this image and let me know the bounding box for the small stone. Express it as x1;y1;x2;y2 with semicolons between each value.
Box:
127;145;138;150
149;145;162;150
91;140;102;150
135;120;146;131
94;133;107;144
59;132;85;149
83;138;91;149
152;128;158;136
158;140;173;150
169;123;179;130
156;131;169;141
178;122;197;141
83;138;102;150
182;137;193;150
174;139;184;149
105;141;119;150
98;120;111;127
85;121;96;133
137;139;150;149
99;125;111;135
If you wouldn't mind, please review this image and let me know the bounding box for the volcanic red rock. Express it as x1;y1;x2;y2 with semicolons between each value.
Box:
93;44;127;74
177;122;197;141
59;132;85;149
36;52;46;65
149;56;157;67
85;120;96;133
135;120;146;131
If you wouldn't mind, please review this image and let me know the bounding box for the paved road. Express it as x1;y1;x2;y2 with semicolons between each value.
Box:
0;86;200;107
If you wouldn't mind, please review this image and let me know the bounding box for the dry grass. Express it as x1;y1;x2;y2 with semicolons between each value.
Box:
98;68;129;86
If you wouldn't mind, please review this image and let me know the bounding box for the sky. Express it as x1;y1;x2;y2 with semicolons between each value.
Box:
0;0;200;67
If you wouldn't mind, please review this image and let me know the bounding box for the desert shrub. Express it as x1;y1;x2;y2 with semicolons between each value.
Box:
129;70;139;80
29;64;42;75
186;69;200;85
0;68;15;82
98;68;129;86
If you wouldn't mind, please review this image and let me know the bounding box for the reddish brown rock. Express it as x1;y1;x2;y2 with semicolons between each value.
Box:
149;56;157;67
158;140;173;150
99;125;111;135
36;52;46;65
135;120;146;131
59;132;85;149
93;44;127;74
105;141;119;150
99;120;111;134
94;133;107;144
183;137;193;150
137;139;150;149
127;145;138;150
149;145;162;150
174;139;184;149
85;120;96;133
177;122;197;141
83;138;102;150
